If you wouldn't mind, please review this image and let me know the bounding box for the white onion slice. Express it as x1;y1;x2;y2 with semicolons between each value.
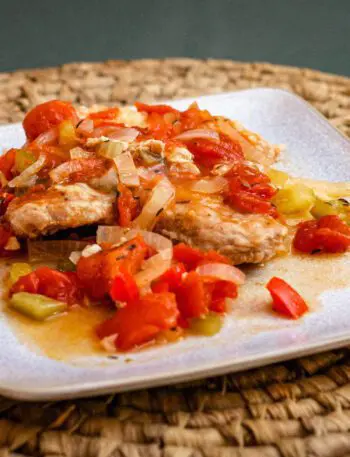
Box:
113;152;140;187
134;249;172;288
76;118;94;137
70;147;92;159
175;129;220;142
31;127;58;147
190;176;228;194
8;154;46;188
92;126;139;142
196;263;245;285
101;334;118;352
133;177;175;230
97;226;172;254
50;159;85;183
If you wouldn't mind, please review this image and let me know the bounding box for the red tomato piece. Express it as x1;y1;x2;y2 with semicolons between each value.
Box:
96;292;179;351
186;137;243;168
117;184;138;227
179;103;212;131
0;148;16;180
77;236;148;300
10;267;82;305
135;102;179;115
23;100;78;141
176;271;210;319
293;216;350;254
88;108;119;120
151;263;186;293
110;268;139;303
266;277;308;319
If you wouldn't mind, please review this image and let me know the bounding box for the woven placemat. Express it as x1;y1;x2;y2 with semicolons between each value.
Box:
1;59;350;457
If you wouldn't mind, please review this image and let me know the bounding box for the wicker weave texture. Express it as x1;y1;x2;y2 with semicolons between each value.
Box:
0;59;350;457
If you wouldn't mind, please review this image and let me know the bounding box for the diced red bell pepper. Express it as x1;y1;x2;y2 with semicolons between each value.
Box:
10;267;82;305
266;276;308;319
23;100;78;141
96;292;179;351
176;271;211;319
110;267;139;303
77;236;148;300
173;243;231;271
151;263;186;293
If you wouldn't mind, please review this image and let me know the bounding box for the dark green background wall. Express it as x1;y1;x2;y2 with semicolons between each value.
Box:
1;0;349;75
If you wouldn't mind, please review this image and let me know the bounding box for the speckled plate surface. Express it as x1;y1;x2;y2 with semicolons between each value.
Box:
1;88;350;401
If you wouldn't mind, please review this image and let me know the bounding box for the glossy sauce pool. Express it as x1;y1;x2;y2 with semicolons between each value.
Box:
1;251;350;361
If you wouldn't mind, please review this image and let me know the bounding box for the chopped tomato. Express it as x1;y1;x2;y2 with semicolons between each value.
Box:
77;236;148;300
135;102;180;115
88;108;119;120
117;184;138;227
0;148;16;180
10;267;82;305
176;271;211;319
293;215;350;254
226;163;277;217
173;243;231;270
0;192;14;216
96;292;179;351
186;136;243;168
23;100;78;141
110;268;139;303
266;277;308;319
146;112;174;140
64;158;108;184
151;263;186;293
179;103;212;131
210;281;238;313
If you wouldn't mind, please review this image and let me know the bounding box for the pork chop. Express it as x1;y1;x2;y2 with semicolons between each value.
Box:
155;200;288;264
5;183;115;238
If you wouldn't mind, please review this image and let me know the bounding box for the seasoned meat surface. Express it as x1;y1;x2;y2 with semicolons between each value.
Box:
6;183;115;238
155;200;288;264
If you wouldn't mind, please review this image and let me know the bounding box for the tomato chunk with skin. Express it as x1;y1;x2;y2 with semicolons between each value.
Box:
0;148;16;180
293;215;350;254
23;100;78;141
266;277;308;319
96;292;179;351
88;108;119;120
77;236;148;300
110;268;139;303
10;267;82;305
210;280;238;313
186;137;243;168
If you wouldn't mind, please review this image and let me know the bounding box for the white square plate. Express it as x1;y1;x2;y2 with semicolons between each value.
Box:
1;88;350;401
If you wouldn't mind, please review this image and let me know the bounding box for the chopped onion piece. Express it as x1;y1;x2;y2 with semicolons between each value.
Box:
76;118;94;137
0;171;8;187
101;334;117;352
97;226;172;254
92;126;139;142
28;240;90;263
113;152;140;187
98;141;127;159
196;263;245;285
4;236;20;251
50;159;84;183
70;147;92;159
81;244;102;258
133;177;175;230
69;251;82;265
8;154;46;188
31;127;58;147
175;129;220;142
190;176;228;194
134;249;172;288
